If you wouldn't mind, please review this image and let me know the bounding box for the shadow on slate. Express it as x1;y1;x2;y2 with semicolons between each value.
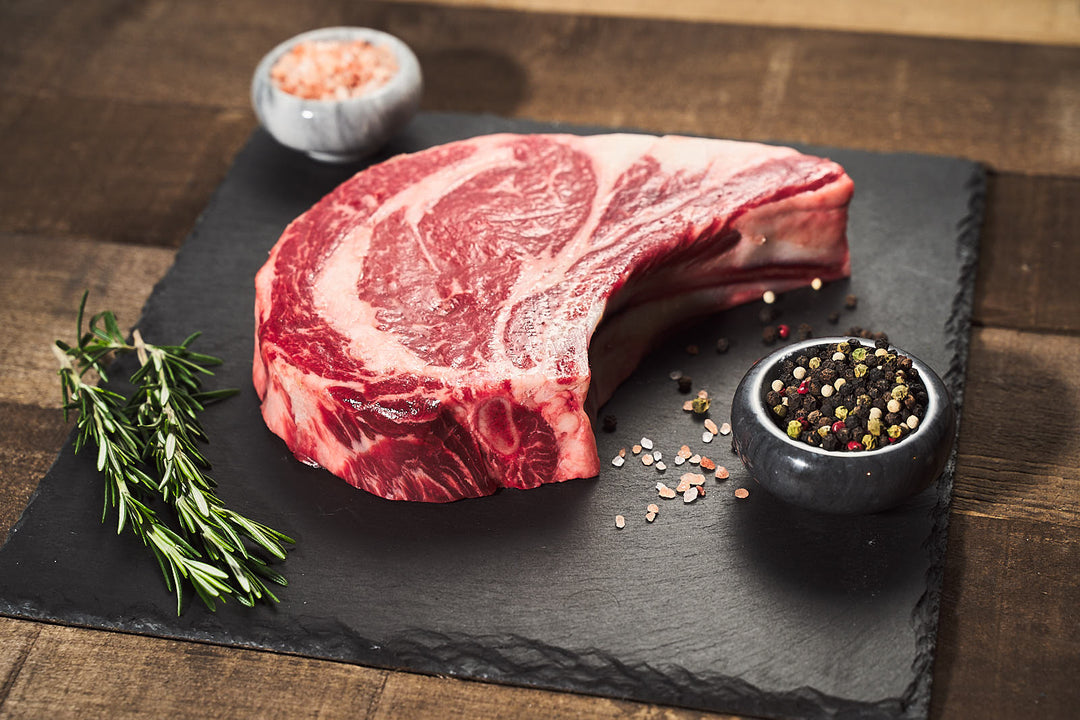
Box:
0;113;984;720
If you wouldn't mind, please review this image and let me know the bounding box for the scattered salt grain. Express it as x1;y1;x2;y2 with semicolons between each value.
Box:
674;455;686;466
647;503;660;514
678;445;693;458
715;466;730;480
699;457;716;471
669;370;684;380
640;437;654;451
652;450;662;461
657;483;677;499
734;488;749;499
689;454;701;465
645;512;656;523
632;444;642;455
703;418;719;435
702;431;714;443
611;455;625;467
682;400;694;412
719;422;731;436
615;514;627;528
683;486;700;503
642;454;654;466
655;461;667;472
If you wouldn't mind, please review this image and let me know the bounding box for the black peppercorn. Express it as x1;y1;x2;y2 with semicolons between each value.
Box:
677;376;693;393
716;337;730;354
762;326;778;345
602;415;618;432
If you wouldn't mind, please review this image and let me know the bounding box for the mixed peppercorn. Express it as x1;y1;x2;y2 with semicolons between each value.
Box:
764;337;928;452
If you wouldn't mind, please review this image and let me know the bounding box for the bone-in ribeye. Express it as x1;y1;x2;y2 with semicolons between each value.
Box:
254;133;854;501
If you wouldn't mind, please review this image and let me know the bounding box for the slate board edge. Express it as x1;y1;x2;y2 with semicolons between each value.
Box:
899;165;986;718
0;112;983;720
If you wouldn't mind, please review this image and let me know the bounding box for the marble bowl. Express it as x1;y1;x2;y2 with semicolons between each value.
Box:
252;27;422;163
730;337;956;514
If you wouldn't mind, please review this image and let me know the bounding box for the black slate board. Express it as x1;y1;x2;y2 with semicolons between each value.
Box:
0;113;983;720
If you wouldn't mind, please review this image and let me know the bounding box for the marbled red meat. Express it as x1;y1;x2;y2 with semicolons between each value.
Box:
253;133;853;501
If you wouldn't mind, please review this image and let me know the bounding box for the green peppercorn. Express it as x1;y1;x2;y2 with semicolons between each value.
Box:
887;424;903;439
808;356;821;369
835;406;849;420
861;434;877;450
892;384;909;401
787;420;802;439
817;426;829;438
692;396;710;414
867;417;882;436
852;347;868;361
854;363;868;378
836;341;850;354
772;403;787;418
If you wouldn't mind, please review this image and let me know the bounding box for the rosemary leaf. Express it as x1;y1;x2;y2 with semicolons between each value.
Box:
54;292;294;614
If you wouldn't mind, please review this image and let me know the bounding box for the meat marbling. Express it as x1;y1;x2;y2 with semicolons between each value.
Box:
253;132;854;501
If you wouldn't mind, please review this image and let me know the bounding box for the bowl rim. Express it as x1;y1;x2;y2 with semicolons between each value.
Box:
742;335;948;459
253;25;420;107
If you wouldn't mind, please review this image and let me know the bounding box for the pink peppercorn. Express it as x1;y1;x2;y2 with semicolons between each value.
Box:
846;440;864;451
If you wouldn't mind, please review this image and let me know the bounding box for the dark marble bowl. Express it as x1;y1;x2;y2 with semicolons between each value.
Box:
730;337;956;514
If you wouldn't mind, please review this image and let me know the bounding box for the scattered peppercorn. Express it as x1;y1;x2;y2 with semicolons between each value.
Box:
764;338;928;452
602;414;618;432
716;337;730;354
677;375;693;394
778;324;791;340
827;311;840;325
762;326;778;345
845;294;858;310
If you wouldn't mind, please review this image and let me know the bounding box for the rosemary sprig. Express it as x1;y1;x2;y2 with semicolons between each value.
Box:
54;293;294;614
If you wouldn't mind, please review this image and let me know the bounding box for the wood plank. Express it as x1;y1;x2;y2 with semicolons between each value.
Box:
0;619;39;709
951;327;1080;524
3;2;1079;177
0;620;388;720
0;233;175;408
974;174;1080;334
931;511;1080;718
0;93;251;247
400;0;1080;47
375;671;737;719
0;404;68;544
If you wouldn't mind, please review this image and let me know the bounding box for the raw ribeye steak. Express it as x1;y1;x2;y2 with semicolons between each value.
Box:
254;133;853;501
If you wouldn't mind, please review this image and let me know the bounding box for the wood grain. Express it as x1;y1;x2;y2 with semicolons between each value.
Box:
0;233;175;408
0;404;68;545
0;619;389;720
973;174;1080;334
400;0;1080;46
0;95;251;247
932;512;1080;719
950;328;1080;524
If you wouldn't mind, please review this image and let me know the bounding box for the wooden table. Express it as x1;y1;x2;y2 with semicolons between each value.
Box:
1;2;1077;717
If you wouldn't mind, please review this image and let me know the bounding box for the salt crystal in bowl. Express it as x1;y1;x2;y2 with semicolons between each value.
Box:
730;337;956;514
252;27;422;163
